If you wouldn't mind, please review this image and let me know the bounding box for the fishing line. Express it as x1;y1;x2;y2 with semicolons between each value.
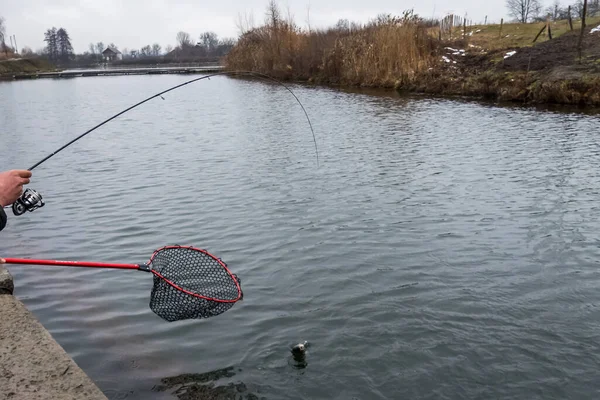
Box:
7;70;319;216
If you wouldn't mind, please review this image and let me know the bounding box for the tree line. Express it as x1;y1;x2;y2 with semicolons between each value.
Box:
43;27;73;62
0;13;237;64
506;0;600;23
81;31;235;60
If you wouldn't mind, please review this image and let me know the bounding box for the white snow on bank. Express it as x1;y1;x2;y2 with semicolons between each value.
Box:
441;56;458;64
591;25;600;33
445;47;467;56
504;51;517;59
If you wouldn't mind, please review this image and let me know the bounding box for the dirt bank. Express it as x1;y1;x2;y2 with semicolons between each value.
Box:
400;25;600;106
0;58;58;78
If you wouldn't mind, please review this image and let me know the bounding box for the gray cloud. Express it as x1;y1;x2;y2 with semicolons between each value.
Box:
2;0;535;53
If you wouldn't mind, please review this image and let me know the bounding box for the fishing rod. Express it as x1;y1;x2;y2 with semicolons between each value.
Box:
8;70;319;216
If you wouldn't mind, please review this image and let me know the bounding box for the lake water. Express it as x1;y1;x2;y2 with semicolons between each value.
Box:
1;74;600;400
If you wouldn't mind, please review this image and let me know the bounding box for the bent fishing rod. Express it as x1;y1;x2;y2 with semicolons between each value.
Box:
7;70;319;216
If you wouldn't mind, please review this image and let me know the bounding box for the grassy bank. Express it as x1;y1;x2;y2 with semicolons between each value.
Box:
0;58;58;78
224;2;600;106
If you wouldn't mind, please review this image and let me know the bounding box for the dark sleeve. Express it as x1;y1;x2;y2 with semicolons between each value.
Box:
0;206;6;232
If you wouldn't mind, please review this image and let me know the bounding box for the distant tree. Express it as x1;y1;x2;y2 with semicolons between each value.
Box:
0;16;6;57
176;31;192;48
44;27;58;60
545;0;563;19
589;0;600;15
96;42;104;54
265;0;282;29
140;45;151;57
506;0;542;22
334;18;350;32
21;46;34;57
200;32;219;51
151;43;161;56
165;44;173;54
573;0;586;18
215;37;236;56
56;28;73;62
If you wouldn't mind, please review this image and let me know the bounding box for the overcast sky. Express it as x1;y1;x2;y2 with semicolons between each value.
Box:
2;0;553;53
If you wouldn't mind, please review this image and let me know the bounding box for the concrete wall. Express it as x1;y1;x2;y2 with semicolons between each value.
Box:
0;266;109;400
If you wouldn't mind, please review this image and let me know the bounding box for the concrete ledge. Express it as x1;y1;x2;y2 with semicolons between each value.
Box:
0;267;13;295
0;267;108;400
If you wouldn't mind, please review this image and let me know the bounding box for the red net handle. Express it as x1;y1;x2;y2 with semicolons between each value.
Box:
2;258;142;270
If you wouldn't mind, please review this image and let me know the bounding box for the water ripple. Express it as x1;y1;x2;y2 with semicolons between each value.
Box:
1;77;600;399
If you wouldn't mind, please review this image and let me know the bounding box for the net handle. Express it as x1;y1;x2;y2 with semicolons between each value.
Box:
2;258;143;270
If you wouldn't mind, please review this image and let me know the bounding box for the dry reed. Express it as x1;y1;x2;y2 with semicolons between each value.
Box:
225;2;437;87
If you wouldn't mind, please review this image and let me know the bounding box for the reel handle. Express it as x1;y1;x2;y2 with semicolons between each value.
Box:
12;188;45;216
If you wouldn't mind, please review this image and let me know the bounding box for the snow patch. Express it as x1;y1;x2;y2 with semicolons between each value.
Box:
504;51;517;59
591;25;600;34
446;47;466;56
442;56;451;63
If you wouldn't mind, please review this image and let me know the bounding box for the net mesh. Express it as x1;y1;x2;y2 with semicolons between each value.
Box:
148;246;242;322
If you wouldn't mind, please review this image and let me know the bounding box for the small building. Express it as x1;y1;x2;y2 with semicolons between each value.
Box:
102;47;122;62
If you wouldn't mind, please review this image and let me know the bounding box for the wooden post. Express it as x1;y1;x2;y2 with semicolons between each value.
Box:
547;16;552;40
568;6;573;31
485;15;488;25
578;0;588;62
463;14;467;38
533;23;547;42
500;18;504;38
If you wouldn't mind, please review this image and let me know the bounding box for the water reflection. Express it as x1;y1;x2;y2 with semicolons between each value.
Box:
152;366;264;400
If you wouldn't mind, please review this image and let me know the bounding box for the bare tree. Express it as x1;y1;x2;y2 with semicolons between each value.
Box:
151;43;161;56
165;44;173;54
265;0;281;28
545;0;563;20
335;19;351;33
200;32;219;50
506;0;542;22
0;16;7;57
140;45;151;57
96;42;104;54
235;11;255;35
176;31;192;48
589;0;600;15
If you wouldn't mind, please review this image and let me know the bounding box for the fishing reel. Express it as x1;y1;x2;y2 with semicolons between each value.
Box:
12;188;45;216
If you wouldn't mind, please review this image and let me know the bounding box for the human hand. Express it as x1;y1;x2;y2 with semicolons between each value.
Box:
0;170;32;207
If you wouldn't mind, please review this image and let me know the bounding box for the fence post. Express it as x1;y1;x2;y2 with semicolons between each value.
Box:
500;18;504;38
578;0;588;63
568;6;573;31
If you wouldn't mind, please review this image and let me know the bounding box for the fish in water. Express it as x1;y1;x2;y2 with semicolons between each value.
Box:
291;341;309;356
